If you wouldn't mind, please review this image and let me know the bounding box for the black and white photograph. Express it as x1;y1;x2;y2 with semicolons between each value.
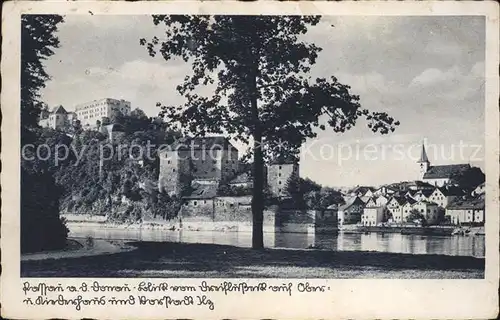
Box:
18;12;490;279
2;1;499;319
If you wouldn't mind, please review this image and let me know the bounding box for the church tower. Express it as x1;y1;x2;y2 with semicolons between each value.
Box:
417;141;430;180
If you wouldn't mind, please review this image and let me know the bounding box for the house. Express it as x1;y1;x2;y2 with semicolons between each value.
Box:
373;186;397;197
38;105;70;130
348;186;375;198
428;186;465;208
228;172;253;188
365;197;377;208
388;180;435;192
361;206;385;226
338;196;365;225
362;198;385;226
413;189;434;202
401;197;417;221
375;194;389;206
180;183;218;221
417;142;471;187
360;196;371;204
386;196;406;223
411;200;440;224
405;189;417;199
446;196;485;225
472;182;485;196
214;195;252;221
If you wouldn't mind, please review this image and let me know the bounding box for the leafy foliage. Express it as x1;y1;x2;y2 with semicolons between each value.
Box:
450;166;485;190
304;187;345;210
140;15;399;248
21;14;64;143
20;15;68;253
406;209;427;226
21;167;69;253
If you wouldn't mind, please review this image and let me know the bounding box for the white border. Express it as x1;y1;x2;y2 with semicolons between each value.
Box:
1;1;499;319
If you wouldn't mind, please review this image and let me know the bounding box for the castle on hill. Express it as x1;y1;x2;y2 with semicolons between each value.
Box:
38;98;132;130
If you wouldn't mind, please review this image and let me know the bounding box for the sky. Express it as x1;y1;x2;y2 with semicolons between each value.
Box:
39;15;485;188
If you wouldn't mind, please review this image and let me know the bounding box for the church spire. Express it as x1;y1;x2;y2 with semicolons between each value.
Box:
417;140;430;180
417;141;429;163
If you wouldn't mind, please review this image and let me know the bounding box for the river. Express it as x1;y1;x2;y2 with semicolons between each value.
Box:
68;224;485;258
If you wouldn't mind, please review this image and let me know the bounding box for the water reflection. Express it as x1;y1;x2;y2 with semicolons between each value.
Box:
69;225;485;258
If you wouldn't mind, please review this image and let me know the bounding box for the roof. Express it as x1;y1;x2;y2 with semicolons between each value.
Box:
75;98;131;110
447;197;485;210
437;186;465;197
183;183;218;200
360;196;371;203
229;172;252;184
404;197;417;205
405;189;417;196
417;143;429;163
387;180;435;191
413;200;438;206
338;196;364;211
423;164;471;179
349;186;375;195
52;105;67;114
389;196;406;206
216;195;252;205
167;136;238;152
417;189;434;198
270;155;299;165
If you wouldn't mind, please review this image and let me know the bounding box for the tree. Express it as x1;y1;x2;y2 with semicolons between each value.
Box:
451;166;485;190
285;175;322;209
21;15;64;143
140;16;399;248
382;207;392;223
101;116;111;126
305;187;344;210
21;15;67;252
406;209;427;226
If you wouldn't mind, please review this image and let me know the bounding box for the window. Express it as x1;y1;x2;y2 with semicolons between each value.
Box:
193;201;198;206
278;181;281;185
167;160;171;164
278;173;281;177
204;200;207;204
172;168;176;172
279;166;282;169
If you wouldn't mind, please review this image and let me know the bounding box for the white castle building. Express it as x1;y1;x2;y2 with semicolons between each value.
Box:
38;98;132;130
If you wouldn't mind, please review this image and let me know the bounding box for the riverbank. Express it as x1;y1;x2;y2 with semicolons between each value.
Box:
21;238;135;261
21;241;484;278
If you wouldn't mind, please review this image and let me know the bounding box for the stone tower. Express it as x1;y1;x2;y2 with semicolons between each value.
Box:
158;148;191;196
267;158;299;198
417;141;430;180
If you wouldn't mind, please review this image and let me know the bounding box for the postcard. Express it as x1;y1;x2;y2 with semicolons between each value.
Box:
1;1;499;319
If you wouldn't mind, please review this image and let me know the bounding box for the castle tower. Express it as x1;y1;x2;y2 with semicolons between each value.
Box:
417;141;430;180
158;148;191;196
267;158;299;198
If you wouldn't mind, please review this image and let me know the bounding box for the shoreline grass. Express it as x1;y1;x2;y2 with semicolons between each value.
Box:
21;241;484;279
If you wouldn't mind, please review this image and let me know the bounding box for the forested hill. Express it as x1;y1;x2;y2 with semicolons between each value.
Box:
22;110;184;223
